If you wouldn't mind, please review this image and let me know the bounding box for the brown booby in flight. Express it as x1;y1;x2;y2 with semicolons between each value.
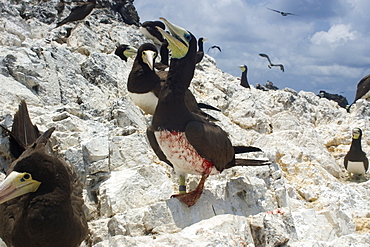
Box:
344;128;368;179
147;18;270;207
238;65;250;89
0;100;88;247
195;37;206;64
259;53;285;72
267;7;296;16
114;44;137;61
140;20;166;45
127;43;220;119
55;0;96;28
207;45;222;53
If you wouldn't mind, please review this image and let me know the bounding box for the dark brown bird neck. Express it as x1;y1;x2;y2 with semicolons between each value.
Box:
240;70;250;88
350;138;362;152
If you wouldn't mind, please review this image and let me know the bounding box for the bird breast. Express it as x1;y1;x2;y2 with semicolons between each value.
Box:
346;161;366;174
154;130;219;176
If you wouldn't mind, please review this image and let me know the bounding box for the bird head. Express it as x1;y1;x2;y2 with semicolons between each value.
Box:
156;17;192;59
0;171;41;204
238;65;247;72
352;128;362;139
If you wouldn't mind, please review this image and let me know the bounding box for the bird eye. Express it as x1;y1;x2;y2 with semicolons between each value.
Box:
184;33;191;42
21;173;31;182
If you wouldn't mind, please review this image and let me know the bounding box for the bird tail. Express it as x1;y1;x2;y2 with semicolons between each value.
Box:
225;159;271;169
233;146;262;154
1;100;40;159
197;103;221;112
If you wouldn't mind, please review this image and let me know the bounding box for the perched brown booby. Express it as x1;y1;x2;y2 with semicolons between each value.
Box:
344;128;368;179
147;18;270;207
195;37;206;64
238;65;250;89
114;44;137;62
259;53;284;72
266;7;296;16
127;43;220;119
55;0;96;28
140;20;166;45
0;101;88;247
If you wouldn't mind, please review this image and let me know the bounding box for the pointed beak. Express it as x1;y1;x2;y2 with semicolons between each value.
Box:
124;46;137;58
142;50;156;70
0;171;41;204
157;17;191;59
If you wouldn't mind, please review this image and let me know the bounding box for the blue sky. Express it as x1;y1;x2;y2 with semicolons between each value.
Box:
134;0;370;103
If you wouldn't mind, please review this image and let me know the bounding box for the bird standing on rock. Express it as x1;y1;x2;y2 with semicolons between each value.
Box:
0;100;88;247
146;18;270;207
238;65;250;89
55;0;96;28
344;128;368;180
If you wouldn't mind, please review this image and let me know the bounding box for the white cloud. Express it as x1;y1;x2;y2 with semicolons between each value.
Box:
310;24;357;46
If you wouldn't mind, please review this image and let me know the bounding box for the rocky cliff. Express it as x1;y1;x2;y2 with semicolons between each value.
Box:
0;1;369;246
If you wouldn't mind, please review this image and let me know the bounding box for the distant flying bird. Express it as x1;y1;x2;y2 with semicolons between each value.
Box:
259;53;285;72
207;45;221;53
55;0;96;28
266;7;296;16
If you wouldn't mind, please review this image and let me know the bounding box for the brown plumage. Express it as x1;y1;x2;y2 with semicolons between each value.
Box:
147;18;269;207
0;101;88;247
55;0;96;28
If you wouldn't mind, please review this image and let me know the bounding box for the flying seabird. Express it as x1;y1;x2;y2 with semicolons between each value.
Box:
127;42;220;119
0;100;88;247
195;37;206;64
344;128;368;179
266;7;296;16
238;65;250;89
114;44;137;61
147;18;270;207
207;45;222;53
140;20;166;45
259;53;285;72
55;0;96;28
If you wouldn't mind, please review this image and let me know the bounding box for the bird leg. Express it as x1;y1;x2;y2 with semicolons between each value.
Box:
179;174;186;194
172;174;209;207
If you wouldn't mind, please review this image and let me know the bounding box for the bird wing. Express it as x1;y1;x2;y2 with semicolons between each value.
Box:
146;127;173;168
184;120;234;172
259;53;272;65
267;7;281;14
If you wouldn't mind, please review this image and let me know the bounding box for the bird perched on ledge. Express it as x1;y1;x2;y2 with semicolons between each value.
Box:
0;100;88;247
146;18;270;207
55;0;96;28
344;128;368;180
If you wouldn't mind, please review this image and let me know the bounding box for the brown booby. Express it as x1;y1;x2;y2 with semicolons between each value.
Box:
238;65;250;89
266;7;296;16
207;45;222;53
155;39;170;71
114;44;137;62
127;43;220;119
259;53;285;72
0;101;88;247
195;37;206;64
140;20;166;45
147;18;270;207
344;128;368;179
55;0;96;28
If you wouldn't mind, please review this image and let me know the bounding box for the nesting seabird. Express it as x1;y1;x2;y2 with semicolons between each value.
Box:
114;44;137;61
140;20;166;45
0;100;88;247
55;0;96;28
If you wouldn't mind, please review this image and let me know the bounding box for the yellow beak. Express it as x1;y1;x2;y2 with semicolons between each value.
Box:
0;171;41;204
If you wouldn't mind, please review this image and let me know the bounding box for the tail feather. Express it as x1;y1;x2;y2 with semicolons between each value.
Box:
197;103;221;112
233;146;262;154
225;159;271;169
5;100;40;159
